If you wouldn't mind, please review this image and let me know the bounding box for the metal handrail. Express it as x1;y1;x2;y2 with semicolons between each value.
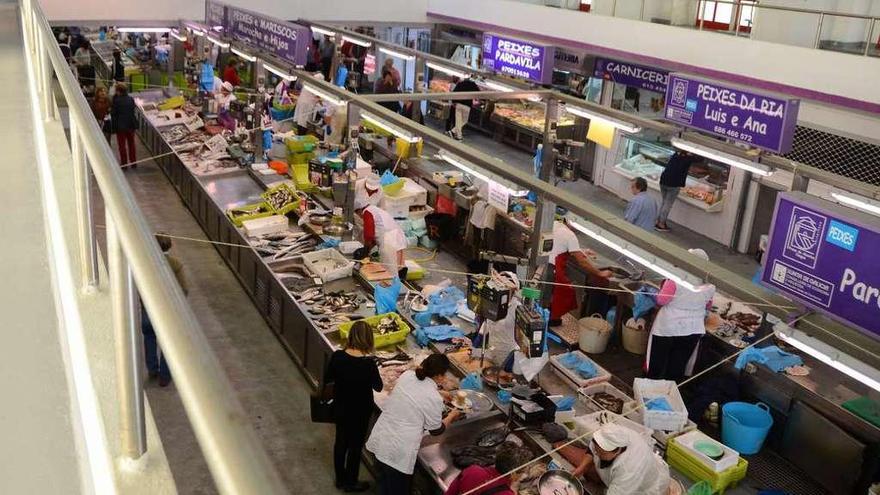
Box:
18;0;286;493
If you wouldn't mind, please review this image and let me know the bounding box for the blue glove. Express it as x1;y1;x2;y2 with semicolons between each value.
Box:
374;277;402;315
553;396;576;411
317;238;340;249
644;396;673;412
461;372;483;391
734;346;768;370
497;390;512;405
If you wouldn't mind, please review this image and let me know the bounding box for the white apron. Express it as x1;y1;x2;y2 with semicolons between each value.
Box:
590;428;671;495
645;284;715;376
364;205;407;272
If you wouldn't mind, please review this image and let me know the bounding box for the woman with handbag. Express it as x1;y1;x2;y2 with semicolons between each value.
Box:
323;321;382;493
90;87;112;143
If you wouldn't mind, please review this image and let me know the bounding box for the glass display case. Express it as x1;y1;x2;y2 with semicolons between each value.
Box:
613;132;729;212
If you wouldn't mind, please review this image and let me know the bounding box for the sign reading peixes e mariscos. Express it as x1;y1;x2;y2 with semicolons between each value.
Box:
664;73;800;154
226;6;310;67
482;33;555;85
762;192;880;339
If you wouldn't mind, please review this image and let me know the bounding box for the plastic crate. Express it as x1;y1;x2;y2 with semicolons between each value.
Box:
261;182;302;215
667;436;748;494
672;430;740;473
633;378;689;432
301;248;354;282
291;163;315;192
338;313;410;349
550;351;612;388
571;411;654;446
227;202;274;227
579;382;636;415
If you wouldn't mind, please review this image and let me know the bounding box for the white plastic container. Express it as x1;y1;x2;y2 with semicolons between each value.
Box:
671;430;740;473
632;378;689;432
579;382;636;415
549;351;611;388
301;248;354;282
578;314;612;354
571;411;655;446
242;215;288;237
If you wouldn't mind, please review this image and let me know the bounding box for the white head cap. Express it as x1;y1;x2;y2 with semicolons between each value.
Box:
354;182;370;210
688;248;710;262
221;81;234;92
364;173;381;191
593;423;631;451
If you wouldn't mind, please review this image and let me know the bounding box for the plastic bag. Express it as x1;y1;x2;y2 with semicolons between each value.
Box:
558;352;582;369
497;390;512;405
317;238;340;249
644;396;673;412
374;277;402;315
687;481;713;495
575;360;598;379
553;396;576;412
632;284;659;320
460;372;483;392
380;169;399;186
414;324;465;347
428;286;465;317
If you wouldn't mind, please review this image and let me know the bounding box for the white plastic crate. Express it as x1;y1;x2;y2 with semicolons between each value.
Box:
626;410;698;448
671;430;740;473
301;248;354;282
550;351;611;389
632;378;689;432
579;382;636;415
242;215;288;237
571;411;655;447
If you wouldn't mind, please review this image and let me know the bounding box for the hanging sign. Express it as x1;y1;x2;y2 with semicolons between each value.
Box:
554;48;588;74
364;53;377;76
592;58;668;94
481;33;555;85
226;6;311;66
762;192;880;339
205;0;227;30
664;73;800;154
487;180;511;212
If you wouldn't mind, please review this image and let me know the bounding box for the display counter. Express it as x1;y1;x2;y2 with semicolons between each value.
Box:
134;87;879;494
91;40;141;84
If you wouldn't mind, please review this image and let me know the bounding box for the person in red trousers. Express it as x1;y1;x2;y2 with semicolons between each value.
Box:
110;83;138;168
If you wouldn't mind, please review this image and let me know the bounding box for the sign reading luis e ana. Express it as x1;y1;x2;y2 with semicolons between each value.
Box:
226;6;310;67
762;192;880;339
664;73;799;154
482;33;555;85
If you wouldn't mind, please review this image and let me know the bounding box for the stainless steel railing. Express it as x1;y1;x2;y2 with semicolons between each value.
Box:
17;0;286;493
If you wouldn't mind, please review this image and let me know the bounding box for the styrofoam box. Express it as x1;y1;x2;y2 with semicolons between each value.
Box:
301;248;354;282
571;411;655;447
671;430;739;473
579;382;637;415
633;378;689;432
625;409;697;448
242;215;289;237
380;178;427;217
550;351;611;389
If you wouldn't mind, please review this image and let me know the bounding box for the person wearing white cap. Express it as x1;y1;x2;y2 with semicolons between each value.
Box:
354;179;406;275
214;81;237;111
646;248;716;382
579;423;671;495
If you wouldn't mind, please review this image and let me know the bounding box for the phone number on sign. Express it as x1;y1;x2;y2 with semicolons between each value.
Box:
713;126;753;143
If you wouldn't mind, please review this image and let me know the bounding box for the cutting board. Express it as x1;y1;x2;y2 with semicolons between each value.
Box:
360;262;394;281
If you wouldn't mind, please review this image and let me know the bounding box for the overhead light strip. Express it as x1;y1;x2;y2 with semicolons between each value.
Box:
378;46;415;61
230;47;256;62
361;112;420;143
206;35;230;49
567;218;700;292
564;104;641;134
311;26;336;37
830;191;880;217
264;63;295;81
342;35;371;48
775;327;880;392
303;84;345;106
169;29;187;42
439;152;529;197
117;27;171;33
671;137;773;177
425;62;469;79
190;28;205;37
482;80;514;92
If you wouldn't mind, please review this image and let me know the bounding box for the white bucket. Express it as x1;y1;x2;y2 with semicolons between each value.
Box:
578;314;612;354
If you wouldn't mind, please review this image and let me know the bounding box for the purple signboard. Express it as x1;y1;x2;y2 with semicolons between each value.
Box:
226;6;310;67
593;58;668;94
664;73;800;154
482;33;555;85
205;0;227;30
762;192;880;339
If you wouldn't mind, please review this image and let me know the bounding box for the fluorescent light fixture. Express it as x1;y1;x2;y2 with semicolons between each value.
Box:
169;29;187;42
311;26;336;37
564;104;641;134
671;137;772;177
342;35;371;48
830;191;880;217
303;84;345;106
482;80;514;92
775;327;880;392
567;219;700;291
425;62;468;79
206;35;229;48
231;47;256;62
191;28;205;37
439;152;529;197
361;112;420;143
212;25;224;31
264;63;295;81
118;27;171;33
379;46;415;61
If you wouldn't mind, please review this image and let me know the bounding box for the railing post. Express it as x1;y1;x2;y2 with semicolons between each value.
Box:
107;211;147;460
699;1;706;31
39;29;57;120
611;0;617;17
814;12;825;49
70;118;99;290
863;18;875;56
639;0;645;22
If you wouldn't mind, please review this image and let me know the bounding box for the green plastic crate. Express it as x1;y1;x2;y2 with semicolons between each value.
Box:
843;396;880;428
291;163;315;192
338;313;410;349
226;201;274;227
261;183;302;216
667;437;747;494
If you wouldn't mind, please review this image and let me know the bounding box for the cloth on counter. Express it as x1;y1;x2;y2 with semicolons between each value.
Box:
469;200;499;230
427;286;466;317
460;372;483;392
576;360;598;379
558;352;597;379
633;284;659;320
734;345;803;372
644;397;673;412
558;352;582;369
374;277;402;315
317;238;340;249
553;396;576;411
415;325;466;347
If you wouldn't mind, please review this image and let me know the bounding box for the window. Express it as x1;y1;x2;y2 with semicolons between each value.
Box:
696;1;756;33
580;0;591;12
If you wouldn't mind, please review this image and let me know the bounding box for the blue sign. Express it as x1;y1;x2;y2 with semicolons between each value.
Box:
826;220;859;252
592;58;669;94
482;33;555;85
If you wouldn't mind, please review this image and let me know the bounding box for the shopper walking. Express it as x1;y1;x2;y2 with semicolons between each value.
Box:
90;86;112;142
111;48;125;83
111;83;139;167
142;234;188;387
374;69;401;114
319;35;337;82
323;321;382;493
656;150;701;232
447;75;480;141
624;177;659;231
366;354;461;494
646;248;715;383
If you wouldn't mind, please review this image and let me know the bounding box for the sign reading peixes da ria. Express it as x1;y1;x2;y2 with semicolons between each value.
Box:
664;73;800;154
482;33;555;85
761;192;880;339
593;58;668;94
226;6;310;66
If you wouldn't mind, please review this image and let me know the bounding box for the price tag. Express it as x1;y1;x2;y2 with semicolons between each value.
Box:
487;180;510;212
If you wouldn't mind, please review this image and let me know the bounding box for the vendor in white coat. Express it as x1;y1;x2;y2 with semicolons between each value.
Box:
354;179;406;275
366;354;460;494
213;81;236;112
646;248;716;383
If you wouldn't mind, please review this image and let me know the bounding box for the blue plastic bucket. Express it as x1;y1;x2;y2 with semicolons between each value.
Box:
722;402;773;454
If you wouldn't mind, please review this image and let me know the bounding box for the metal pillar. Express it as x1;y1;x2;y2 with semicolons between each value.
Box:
863;19;875;56
70;118;99;290
698;1;706;30
107;211;147;460
791;173;811;193
527;97;558;277
814;13;826;48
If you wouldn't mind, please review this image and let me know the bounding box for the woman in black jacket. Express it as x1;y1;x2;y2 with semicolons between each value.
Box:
111;49;125;83
110;83;138;167
324;321;382;492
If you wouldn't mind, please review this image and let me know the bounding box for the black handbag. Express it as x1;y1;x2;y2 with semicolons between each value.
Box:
310;381;335;423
